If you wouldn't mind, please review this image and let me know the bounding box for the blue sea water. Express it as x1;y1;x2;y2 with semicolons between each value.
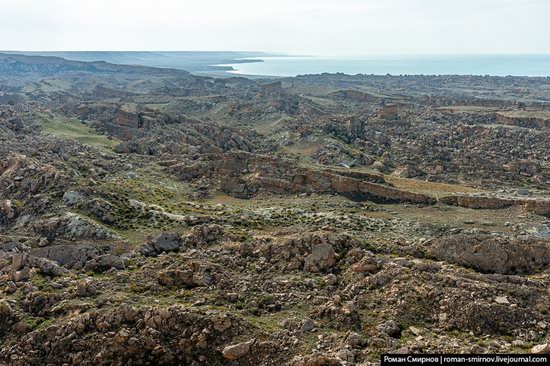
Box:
222;55;550;77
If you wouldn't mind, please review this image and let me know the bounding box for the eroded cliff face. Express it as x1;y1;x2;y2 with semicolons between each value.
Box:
163;150;433;204
440;195;550;217
495;112;550;129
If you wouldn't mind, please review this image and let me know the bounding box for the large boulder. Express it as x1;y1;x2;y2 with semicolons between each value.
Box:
139;232;182;256
31;243;112;270
222;339;254;361
304;243;336;273
531;343;550;354
85;254;126;272
427;234;550;274
33;213;118;242
150;232;182;253
446;300;540;335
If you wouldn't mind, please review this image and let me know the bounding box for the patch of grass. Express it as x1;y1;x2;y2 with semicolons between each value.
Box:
385;175;484;198
497;110;550;120
40;115;120;151
244;313;283;333
21;316;56;331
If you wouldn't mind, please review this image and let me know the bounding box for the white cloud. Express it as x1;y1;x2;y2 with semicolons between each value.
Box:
0;0;548;54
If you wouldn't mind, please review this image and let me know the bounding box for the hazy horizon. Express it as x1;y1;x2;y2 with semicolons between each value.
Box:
1;0;549;55
3;51;549;77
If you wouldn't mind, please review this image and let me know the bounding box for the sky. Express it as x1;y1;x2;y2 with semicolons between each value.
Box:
1;0;549;55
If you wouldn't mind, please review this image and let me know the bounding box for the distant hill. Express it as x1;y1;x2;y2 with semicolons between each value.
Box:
0;51;270;73
0;52;192;76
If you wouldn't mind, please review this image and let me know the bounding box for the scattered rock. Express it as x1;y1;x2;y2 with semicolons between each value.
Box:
378;320;401;338
222;339;254;360
495;296;510;305
76;279;98;297
63;191;84;206
300;319;316;333
531;343;550;354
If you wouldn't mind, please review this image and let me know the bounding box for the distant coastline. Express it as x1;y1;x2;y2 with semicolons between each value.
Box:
223;54;550;77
